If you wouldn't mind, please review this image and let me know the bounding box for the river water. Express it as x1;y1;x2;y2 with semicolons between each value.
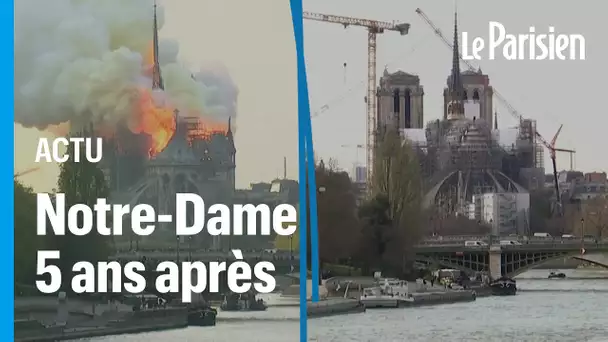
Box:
84;269;608;342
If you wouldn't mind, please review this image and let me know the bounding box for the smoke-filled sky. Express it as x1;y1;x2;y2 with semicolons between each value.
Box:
15;0;298;191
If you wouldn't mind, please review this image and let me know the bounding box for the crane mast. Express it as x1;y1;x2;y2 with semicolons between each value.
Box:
303;11;410;190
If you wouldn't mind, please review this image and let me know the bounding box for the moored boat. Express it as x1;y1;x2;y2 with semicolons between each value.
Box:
220;290;268;311
548;271;566;279
187;305;217;326
489;277;517;296
359;278;412;308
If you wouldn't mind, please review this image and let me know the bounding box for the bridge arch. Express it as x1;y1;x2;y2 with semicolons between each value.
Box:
505;252;608;278
415;249;608;279
571;255;608;269
414;255;485;275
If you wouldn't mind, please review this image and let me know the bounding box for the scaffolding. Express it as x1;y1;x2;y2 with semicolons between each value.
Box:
416;116;535;216
183;116;226;143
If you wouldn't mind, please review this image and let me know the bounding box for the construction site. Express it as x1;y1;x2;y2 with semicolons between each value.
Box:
304;8;603;235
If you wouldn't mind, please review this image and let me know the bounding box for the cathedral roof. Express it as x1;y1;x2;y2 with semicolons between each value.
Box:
148;112;200;167
383;69;419;79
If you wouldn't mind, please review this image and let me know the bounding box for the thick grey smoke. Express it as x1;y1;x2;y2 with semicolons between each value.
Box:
15;0;238;130
194;63;239;125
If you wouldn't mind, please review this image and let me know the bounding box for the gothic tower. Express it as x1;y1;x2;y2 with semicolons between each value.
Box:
442;12;494;125
444;11;465;121
376;69;424;132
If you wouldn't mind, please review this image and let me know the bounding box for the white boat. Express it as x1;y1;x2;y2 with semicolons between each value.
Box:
359;278;412;308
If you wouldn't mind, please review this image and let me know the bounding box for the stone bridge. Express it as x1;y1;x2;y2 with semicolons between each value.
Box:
414;243;608;279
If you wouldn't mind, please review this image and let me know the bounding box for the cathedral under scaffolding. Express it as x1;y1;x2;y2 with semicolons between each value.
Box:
379;13;544;229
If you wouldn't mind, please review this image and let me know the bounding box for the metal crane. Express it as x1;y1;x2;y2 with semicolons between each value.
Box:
555;148;576;170
341;144;365;165
303;11;410;187
535;127;576;216
14;167;41;179
415;8;576;217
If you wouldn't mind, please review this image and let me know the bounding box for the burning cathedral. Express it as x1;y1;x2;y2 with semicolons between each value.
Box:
103;5;236;250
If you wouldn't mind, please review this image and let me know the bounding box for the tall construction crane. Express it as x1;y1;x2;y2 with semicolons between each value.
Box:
303;11;410;188
415;8;576;217
534;128;576;216
341;144;365;165
14;167;40;179
555;148;576;171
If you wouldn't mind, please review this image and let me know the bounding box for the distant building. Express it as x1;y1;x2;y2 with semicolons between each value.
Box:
584;172;607;183
353;166;367;184
469;192;530;235
348;166;368;205
568;182;608;202
249;182;272;192
377;69;425;132
232;178;299;250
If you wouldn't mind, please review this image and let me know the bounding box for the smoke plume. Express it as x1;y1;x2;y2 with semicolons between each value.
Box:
193;63;239;125
15;0;238;132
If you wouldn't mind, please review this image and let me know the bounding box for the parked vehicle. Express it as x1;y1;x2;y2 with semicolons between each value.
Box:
464;240;488;247
499;240;522;246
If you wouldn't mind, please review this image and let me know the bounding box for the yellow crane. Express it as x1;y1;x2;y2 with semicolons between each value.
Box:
303;11;410;187
415;8;576;217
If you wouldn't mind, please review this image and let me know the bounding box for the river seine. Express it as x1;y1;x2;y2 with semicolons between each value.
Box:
85;269;608;342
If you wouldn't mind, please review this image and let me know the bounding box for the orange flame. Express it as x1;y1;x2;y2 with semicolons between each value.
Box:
122;41;176;157
126;41;230;157
184;115;228;143
129;89;176;156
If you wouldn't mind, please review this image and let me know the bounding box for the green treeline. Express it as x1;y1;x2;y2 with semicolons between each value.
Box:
313;128;425;279
15;135;110;291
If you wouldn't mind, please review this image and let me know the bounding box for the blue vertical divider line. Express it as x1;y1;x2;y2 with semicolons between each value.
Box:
289;0;309;341
3;0;15;340
305;118;319;302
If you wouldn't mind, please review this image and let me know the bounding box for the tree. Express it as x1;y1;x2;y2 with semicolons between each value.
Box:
53;133;110;275
529;189;552;233
15;181;42;285
356;194;393;273
314;161;359;264
358;128;424;276
581;196;608;238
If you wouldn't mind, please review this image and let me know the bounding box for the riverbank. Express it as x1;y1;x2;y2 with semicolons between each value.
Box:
15;320;186;342
307;298;365;318
15;305;188;342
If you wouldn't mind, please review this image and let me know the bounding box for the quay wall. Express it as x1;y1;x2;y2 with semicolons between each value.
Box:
405;290;477;306
15;307;188;342
307;298;364;318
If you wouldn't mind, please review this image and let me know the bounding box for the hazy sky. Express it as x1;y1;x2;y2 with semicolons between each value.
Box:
15;0;299;191
303;0;605;174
